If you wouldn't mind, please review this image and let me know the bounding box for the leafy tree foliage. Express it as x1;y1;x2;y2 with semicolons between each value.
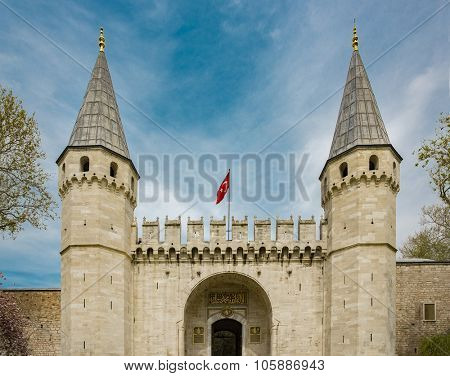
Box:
419;332;450;356
401;114;450;261
401;205;449;261
0;272;29;355
415;114;450;206
0;86;56;237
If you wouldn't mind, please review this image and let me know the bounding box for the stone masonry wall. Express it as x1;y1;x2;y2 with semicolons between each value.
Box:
2;261;448;355
395;262;450;355
1;289;61;356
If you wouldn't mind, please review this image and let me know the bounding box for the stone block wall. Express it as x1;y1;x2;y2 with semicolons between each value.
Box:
395;261;450;355
2;260;448;355
1;289;61;355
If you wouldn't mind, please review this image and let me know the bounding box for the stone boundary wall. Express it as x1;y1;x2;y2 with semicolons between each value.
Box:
2;261;448;355
395;261;450;355
1;289;61;356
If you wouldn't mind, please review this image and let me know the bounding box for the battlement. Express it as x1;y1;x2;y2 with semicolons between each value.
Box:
132;215;327;263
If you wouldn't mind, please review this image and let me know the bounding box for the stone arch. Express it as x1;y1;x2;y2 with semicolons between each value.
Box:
183;272;272;356
369;154;379;171
339;161;348;178
80;156;89;172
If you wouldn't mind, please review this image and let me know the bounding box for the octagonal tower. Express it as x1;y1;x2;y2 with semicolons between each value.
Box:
320;24;402;355
56;28;138;355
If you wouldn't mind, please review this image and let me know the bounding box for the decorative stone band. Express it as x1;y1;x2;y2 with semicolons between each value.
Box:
321;170;400;206
326;241;398;257
58;172;137;206
132;242;325;264
60;243;133;259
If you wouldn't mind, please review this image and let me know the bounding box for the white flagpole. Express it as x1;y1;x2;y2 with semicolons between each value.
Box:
227;169;231;241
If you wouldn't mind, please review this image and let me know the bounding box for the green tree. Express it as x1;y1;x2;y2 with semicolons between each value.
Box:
0;86;56;238
415;113;450;205
0;272;30;355
401;114;450;261
419;332;450;356
401;205;449;261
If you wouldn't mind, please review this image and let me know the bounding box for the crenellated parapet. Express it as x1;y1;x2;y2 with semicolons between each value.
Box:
321;169;400;206
132;216;327;263
58;172;137;206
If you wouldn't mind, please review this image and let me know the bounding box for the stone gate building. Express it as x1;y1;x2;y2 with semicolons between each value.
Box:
41;25;447;356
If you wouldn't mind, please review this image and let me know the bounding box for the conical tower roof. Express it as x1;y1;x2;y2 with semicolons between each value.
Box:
328;24;391;160
67;28;130;159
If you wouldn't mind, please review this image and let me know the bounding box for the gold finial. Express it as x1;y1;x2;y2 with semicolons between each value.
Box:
98;27;105;52
352;19;358;51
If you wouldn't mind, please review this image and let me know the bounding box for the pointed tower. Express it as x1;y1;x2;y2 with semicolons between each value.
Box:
56;28;138;355
320;23;401;355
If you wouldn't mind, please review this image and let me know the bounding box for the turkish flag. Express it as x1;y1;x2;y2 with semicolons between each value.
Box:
216;170;230;204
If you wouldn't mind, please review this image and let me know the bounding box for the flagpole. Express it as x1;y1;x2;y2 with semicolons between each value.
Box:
227;168;231;241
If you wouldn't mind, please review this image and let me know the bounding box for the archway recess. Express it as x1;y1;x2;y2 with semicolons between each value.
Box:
211;318;242;356
184;272;272;356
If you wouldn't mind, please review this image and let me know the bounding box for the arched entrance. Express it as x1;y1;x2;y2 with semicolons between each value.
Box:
184;272;272;356
211;319;242;356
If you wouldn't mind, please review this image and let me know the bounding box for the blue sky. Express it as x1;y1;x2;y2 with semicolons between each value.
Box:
0;0;448;287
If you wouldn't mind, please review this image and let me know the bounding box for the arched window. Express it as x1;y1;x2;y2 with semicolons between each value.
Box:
369;155;379;171
339;162;348;178
131;176;135;192
110;162;118;178
80;156;89;172
393;161;397;171
62;163;65;175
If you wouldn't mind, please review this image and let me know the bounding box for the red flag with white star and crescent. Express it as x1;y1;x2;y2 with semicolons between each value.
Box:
216;170;230;205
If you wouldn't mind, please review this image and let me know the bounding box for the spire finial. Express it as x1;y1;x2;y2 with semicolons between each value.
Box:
98;27;105;52
352;19;359;51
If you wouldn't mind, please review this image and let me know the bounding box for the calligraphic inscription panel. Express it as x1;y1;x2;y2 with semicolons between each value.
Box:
193;327;204;344
208;292;247;305
249;326;261;343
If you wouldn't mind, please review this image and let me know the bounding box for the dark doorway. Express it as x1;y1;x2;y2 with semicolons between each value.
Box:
211;319;242;356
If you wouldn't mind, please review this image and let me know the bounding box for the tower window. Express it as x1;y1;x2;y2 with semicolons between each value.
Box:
423;303;436;321
80;156;89;172
110;162;118;178
339;162;348;178
393;161;397;171
62;163;66;175
369;155;379;171
131;176;135;192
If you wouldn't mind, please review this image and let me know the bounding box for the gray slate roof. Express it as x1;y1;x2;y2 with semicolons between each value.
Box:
328;50;391;159
68;51;130;159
